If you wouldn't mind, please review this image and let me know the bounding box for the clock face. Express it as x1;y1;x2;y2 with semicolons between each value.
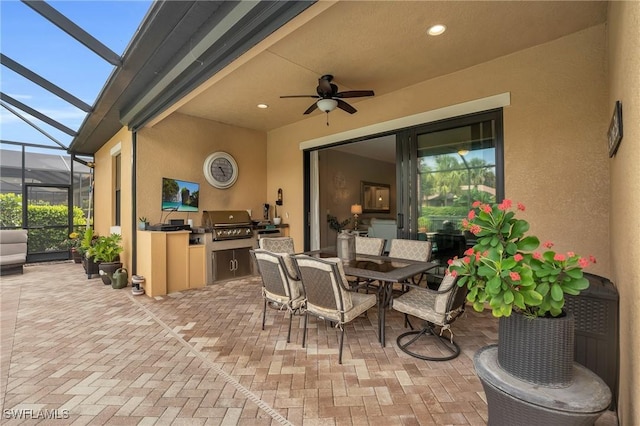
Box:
203;152;238;189
211;157;233;183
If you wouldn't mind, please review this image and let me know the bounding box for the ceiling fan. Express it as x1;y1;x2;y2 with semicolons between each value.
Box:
280;74;374;124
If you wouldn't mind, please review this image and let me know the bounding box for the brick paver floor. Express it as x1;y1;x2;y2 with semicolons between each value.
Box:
0;262;616;425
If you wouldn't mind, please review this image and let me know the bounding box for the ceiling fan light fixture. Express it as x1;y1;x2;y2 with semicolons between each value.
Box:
317;98;338;113
256;103;269;109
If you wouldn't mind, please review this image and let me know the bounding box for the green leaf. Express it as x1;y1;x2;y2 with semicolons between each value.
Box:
550;283;564;301
506;242;517;255
503;290;514;304
511;219;529;238
565;268;583;279
517;236;540;251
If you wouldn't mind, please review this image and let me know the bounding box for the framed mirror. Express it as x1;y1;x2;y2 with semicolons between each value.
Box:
361;181;390;213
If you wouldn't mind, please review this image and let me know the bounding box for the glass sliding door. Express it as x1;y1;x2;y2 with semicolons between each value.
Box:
303;109;502;254
399;109;503;263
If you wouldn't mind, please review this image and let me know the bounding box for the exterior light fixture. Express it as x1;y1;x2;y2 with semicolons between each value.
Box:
457;149;469;156
428;24;446;36
257;103;268;109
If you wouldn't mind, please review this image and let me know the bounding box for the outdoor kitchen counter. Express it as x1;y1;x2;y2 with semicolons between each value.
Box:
137;230;205;297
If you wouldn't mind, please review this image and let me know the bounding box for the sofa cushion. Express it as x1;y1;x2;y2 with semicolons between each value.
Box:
0;230;28;266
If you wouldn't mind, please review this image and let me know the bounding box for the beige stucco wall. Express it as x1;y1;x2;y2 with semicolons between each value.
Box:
136;113;267;225
607;2;640;423
269;25;610;277
93;127;133;270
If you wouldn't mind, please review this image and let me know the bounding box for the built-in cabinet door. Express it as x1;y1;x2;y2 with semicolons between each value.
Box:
213;249;235;282
212;247;252;282
233;248;252;277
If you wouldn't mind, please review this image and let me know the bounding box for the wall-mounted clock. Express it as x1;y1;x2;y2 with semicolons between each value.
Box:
203;152;238;189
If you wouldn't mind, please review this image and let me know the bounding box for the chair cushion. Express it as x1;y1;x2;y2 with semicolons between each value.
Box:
259;237;295;254
392;289;447;325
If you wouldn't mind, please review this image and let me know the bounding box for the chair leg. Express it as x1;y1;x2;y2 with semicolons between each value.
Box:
302;313;308;348
262;299;267;331
338;327;345;364
396;323;461;361
287;310;293;343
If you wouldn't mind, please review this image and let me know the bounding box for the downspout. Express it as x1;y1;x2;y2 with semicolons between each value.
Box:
131;131;137;273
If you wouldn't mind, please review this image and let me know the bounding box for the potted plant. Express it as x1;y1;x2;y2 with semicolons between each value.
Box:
62;232;82;263
79;228;100;278
138;216;149;231
89;233;123;285
449;199;596;386
327;214;351;233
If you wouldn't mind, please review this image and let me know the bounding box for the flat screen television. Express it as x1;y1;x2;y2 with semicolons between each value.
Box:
161;177;199;212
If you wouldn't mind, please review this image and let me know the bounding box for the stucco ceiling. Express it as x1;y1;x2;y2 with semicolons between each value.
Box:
164;1;606;133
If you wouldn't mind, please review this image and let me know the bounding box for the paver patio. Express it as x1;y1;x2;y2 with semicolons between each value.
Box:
0;262;616;425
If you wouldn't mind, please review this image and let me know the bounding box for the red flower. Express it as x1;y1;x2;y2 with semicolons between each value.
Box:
514;253;524;262
464;247;474;256
470;225;482;235
449;270;458;278
468;210;476;220
472;201;482;208
533;252;542;260
509;272;521;281
567;251;575;258
463;256;471;264
499;199;512;210
554;253;566;261
517;202;526;211
589;255;597;264
482;204;492;213
543;241;554;248
579;258;589;268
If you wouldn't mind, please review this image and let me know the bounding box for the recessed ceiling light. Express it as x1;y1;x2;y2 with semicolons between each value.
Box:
257;103;268;109
428;24;446;36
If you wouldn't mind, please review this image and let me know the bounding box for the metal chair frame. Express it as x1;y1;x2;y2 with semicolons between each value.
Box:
251;249;304;343
292;255;377;364
392;273;468;361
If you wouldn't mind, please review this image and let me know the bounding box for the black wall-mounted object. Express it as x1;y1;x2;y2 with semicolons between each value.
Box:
276;188;283;206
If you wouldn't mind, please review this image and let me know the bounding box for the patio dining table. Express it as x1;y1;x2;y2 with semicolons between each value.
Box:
303;250;438;347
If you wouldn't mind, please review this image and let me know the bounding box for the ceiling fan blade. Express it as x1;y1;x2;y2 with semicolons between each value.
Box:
280;95;318;98
336;99;357;114
335;90;375;98
303;102;318;115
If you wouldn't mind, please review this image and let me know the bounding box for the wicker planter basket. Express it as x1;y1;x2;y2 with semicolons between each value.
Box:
498;311;575;387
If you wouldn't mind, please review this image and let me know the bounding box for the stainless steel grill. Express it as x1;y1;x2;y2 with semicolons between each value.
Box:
202;210;253;241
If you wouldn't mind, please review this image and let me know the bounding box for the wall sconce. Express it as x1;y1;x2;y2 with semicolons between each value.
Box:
351;203;362;230
276;188;283;206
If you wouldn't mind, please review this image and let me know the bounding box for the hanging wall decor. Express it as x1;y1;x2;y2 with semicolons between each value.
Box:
608;101;623;158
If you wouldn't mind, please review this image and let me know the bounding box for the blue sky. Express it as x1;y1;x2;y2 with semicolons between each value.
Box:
0;0;152;152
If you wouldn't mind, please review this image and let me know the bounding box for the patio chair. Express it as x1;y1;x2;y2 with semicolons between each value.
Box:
391;270;468;361
388;239;432;286
251;249;305;343
292;255;377;364
348;236;386;292
258;236;295;254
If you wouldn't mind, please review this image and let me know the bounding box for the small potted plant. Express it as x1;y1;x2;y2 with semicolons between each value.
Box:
138;216;149;230
88;233;124;285
449;199;596;387
62;232;82;263
79;228;100;278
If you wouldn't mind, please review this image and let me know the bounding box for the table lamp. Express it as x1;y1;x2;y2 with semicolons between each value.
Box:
351;204;363;230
